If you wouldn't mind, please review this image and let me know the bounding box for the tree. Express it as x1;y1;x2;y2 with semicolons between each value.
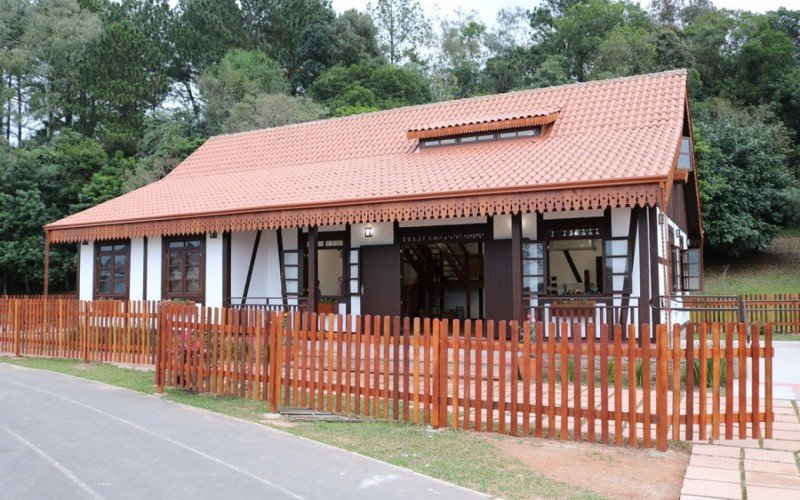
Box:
309;60;431;114
694;100;798;256
198;49;289;134
71;151;135;213
169;0;251;113
369;0;430;65
221;93;327;134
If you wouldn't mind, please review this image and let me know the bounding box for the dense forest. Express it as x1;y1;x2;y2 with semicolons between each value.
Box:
0;0;798;294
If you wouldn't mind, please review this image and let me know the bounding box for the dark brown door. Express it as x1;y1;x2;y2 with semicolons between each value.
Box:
360;244;401;318
484;239;513;322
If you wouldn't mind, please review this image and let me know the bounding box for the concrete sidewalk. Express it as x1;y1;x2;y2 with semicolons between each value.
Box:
0;363;484;500
681;340;800;500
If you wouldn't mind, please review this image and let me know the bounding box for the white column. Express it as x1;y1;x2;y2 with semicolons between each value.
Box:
129;238;145;300
78;242;94;301
205;233;223;308
146;236;162;301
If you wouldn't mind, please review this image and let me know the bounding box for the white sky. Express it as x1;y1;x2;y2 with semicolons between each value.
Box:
332;0;799;26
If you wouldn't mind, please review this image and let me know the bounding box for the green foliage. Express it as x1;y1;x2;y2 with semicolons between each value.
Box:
694;100;797;256
310;60;431;113
369;0;431;65
220;93;327;134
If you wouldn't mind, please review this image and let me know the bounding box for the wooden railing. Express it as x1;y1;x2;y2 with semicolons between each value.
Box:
659;294;800;333
0;298;158;364
157;306;774;452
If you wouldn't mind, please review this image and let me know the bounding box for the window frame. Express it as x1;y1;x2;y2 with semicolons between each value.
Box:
93;240;131;300
419;126;542;149
162;235;206;304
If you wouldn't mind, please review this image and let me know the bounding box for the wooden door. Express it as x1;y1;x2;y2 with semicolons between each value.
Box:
484;239;513;322
360;244;401;318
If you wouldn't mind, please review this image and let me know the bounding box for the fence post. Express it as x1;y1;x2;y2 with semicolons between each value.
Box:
12;299;20;357
155;303;164;393
81;302;89;364
269;312;282;413
431;319;441;428
656;324;669;451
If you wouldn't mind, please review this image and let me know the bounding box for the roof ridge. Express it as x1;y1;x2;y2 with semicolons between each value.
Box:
206;69;689;142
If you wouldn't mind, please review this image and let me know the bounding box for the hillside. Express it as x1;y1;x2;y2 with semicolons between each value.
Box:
704;228;800;295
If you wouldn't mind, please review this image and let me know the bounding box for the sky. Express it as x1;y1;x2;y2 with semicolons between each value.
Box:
331;0;798;26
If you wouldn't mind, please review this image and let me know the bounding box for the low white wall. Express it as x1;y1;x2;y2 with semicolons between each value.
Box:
78;242;94;301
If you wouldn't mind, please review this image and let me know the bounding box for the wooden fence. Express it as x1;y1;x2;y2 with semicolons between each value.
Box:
0;298;158;364
688;294;800;333
157;306;774;452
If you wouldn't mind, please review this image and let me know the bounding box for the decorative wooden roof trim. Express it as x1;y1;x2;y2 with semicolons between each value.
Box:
47;182;664;243
406;111;560;140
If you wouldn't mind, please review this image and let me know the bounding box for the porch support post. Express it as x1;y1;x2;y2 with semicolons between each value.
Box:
637;207;652;328
307;226;318;314
222;231;231;307
43;231;50;297
511;212;523;324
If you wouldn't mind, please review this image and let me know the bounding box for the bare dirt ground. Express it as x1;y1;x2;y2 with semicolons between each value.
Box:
480;434;690;499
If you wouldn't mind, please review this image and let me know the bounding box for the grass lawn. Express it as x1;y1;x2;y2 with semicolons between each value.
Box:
703;235;800;295
0;356;599;500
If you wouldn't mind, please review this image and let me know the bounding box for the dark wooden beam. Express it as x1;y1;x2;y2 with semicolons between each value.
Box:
649;207;661;325
143;236;148;301
307;226;318;314
562;250;582;282
277;228;287;307
241;230;261;305
637;208;652;328
511;212;523;324
344;223;351;314
222;232;231;307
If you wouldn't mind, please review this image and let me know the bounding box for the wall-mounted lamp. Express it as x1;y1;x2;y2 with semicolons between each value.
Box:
81;240;89;246
210;231;218;239
658;213;664;225
364;226;373;238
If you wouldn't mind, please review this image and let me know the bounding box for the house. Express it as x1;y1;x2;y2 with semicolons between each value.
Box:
44;69;702;327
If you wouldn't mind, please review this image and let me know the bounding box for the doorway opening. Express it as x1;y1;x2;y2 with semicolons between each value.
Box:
401;241;484;320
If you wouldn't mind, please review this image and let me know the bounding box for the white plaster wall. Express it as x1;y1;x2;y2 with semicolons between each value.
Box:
230;230;282;302
129;238;145;300
146;236;162;301
492;213;536;239
205;234;223;307
351;222;393;247
611;207;631;238
78;242;94;301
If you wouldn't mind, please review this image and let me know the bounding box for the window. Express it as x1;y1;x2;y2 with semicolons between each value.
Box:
681;248;702;291
603;239;630;293
420;126;541;148
522;241;546;294
163;236;205;302
677;136;693;171
94;241;130;299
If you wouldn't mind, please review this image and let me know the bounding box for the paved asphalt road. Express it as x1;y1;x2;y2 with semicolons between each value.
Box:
0;364;483;499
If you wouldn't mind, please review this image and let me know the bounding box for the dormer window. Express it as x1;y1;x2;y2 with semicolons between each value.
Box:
420;126;542;149
677;136;693;171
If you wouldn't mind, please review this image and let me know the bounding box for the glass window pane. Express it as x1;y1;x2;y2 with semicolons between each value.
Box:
524;277;544;292
186;240;202;248
114;255;126;267
113;267;126;279
169;253;184;266
100;245;114;252
99;268;110;279
113;244;126;251
460;135;477;143
523;259;544;275
168;241;185;249
517;128;538;137
113;281;126;294
185;266;200;280
169;281;182;292
605;257;628;273
604;240;627;255
169;266;183;280
186;252;201;266
186;280;200;293
440;138;456;145
499;131;517;139
523;242;544;259
284;253;298;265
99;255;111;267
476;134;494;141
99;280;110;293
424;140;439;147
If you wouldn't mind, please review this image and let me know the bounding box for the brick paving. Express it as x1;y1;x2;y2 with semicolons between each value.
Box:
680;398;800;499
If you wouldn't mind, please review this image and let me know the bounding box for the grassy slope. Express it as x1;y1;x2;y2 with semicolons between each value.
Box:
703;233;800;295
0;357;598;500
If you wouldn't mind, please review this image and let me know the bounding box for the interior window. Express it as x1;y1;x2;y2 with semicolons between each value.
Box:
163;236;205;302
95;240;130;299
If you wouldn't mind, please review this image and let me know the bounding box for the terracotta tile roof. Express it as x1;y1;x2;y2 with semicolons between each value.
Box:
46;70;688;242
